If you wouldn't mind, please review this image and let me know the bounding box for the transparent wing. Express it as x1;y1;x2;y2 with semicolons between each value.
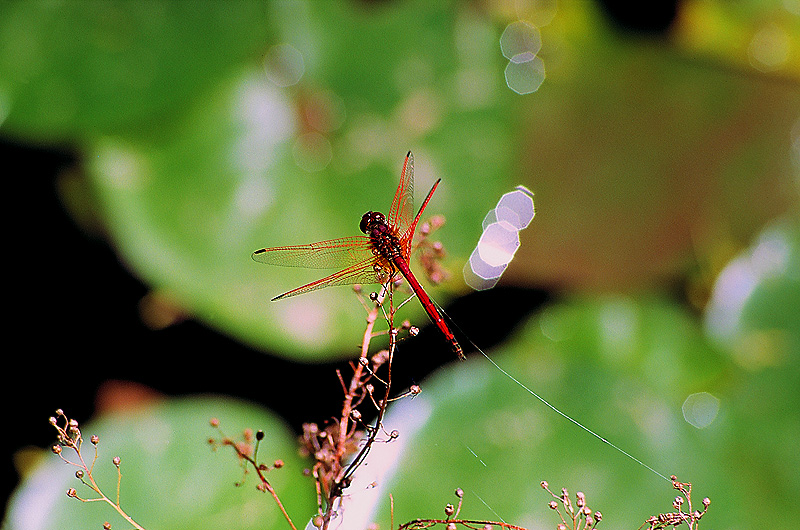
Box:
252;237;374;269
269;258;392;300
398;178;441;259
252;237;394;300
387;151;414;237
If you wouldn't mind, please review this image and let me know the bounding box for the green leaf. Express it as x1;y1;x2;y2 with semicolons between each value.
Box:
4;397;316;530
81;0;514;360
0;1;271;141
368;296;733;528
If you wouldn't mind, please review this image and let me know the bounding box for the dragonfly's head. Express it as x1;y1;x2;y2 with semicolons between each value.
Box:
360;211;386;234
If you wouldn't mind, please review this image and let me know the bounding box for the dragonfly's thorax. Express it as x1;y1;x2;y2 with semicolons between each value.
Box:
360;211;403;261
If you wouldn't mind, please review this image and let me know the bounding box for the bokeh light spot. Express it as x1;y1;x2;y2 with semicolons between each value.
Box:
292;131;332;172
682;392;720;429
748;22;790;72
497;185;535;229
500;21;545;94
263;43;305;87
505;56;546;95
478;222;520;267
500;21;541;62
464;187;536;290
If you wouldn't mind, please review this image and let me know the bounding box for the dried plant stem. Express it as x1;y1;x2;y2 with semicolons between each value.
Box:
50;411;147;530
321;286;396;530
397;519;529;530
224;439;297;530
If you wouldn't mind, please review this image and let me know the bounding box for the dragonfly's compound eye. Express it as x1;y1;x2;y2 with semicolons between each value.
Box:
360;212;373;233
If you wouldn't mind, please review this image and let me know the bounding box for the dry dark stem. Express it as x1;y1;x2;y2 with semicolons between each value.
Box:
219;433;297;530
320;284;397;529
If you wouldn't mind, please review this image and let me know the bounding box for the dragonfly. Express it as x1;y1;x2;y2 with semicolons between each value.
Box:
252;151;465;360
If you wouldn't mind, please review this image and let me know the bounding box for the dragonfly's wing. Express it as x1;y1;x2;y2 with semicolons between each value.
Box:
252;236;393;300
252;237;374;269
270;258;393;300
388;151;414;237
399;178;442;259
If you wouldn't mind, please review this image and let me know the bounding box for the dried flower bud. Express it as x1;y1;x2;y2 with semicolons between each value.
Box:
66;488;77;498
90;435;99;445
49;417;57;426
75;470;84;479
209;418;220;428
273;459;284;468
408;326;419;337
455;487;464;498
541;480;548;489
702;497;711;507
112;456;121;467
351;410;362;421
595;511;602;521
55;409;64;416
557;524;567;530
446;524;456;530
103;522;111;530
256;430;265;441
548;500;558;510
444;503;455;517
51;445;62;455
576;491;585;507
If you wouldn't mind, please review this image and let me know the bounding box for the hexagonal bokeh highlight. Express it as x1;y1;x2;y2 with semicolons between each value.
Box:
505;56;545;95
500;21;541;63
463;186;535;291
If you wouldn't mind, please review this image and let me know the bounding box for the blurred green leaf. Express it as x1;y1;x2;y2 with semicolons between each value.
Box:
82;0;515;360
362;294;798;529
0;1;271;141
4;396;316;530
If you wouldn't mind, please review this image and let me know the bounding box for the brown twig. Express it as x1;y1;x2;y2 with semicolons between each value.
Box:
639;476;710;530
213;426;298;530
319;284;398;529
49;410;147;530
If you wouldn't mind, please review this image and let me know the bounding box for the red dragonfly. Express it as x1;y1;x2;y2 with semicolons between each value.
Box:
252;151;464;360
